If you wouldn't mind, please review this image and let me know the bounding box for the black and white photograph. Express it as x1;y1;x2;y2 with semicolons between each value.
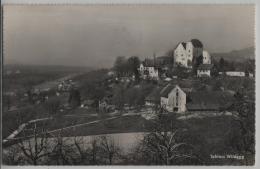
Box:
1;3;256;166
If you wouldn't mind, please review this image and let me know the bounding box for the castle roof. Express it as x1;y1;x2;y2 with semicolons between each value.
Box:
181;42;187;49
191;39;203;48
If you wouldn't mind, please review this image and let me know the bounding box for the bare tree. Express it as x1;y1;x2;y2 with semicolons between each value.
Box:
228;101;255;165
43;97;61;117
50;130;75;165
18;123;49;165
2;146;24;165
140;130;195;165
88;137;99;165
73;136;89;165
135;108;197;165
99;135;120;165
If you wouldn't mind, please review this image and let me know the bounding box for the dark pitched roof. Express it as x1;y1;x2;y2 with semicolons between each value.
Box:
160;84;176;97
160;80;193;97
186;91;235;111
191;39;203;48
181;42;187;49
197;64;213;70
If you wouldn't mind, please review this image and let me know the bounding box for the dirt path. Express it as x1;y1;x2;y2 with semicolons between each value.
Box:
4;115;121;142
3;117;53;143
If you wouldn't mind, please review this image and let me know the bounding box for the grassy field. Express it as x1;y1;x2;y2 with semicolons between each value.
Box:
3;110;253;165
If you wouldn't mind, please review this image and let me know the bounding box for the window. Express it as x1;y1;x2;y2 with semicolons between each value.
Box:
176;89;179;106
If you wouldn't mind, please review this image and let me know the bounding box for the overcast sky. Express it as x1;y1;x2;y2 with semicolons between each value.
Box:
4;5;254;68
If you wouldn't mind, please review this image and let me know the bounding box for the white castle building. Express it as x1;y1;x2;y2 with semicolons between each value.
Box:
174;39;211;68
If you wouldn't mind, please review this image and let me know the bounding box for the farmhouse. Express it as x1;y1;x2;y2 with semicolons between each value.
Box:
197;64;213;77
160;84;187;113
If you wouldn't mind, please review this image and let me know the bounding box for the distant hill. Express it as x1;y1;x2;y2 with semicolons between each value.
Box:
4;64;93;73
211;47;255;62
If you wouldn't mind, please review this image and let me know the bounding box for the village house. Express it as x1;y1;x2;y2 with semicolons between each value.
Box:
81;99;96;108
174;39;203;68
57;80;75;92
219;71;245;77
145;80;194;108
219;71;254;78
160;84;187;113
202;50;211;64
197;64;214;77
138;59;159;80
99;97;115;112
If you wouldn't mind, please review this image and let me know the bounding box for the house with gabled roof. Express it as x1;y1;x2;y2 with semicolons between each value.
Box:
197;64;214;77
138;59;160;80
160;84;187;113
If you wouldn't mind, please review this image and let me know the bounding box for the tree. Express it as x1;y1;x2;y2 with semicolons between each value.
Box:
2;146;24;165
192;55;203;75
50;131;75;165
173;65;190;79
44;97;61;116
227;101;255;165
113;56;127;76
68;89;81;108
18;123;50;165
88;137;100;165
219;57;225;72
213;80;222;91
228;61;235;71
3;95;11;110
165;49;174;69
127;56;140;81
211;64;219;77
99;135;120;165
112;85;125;112
73;136;89;165
133;108;199;165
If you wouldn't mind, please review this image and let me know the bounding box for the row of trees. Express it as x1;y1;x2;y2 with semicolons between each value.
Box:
214;57;255;73
110;82;156;111
113;56;140;80
3;108;200;165
3;126;121;165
